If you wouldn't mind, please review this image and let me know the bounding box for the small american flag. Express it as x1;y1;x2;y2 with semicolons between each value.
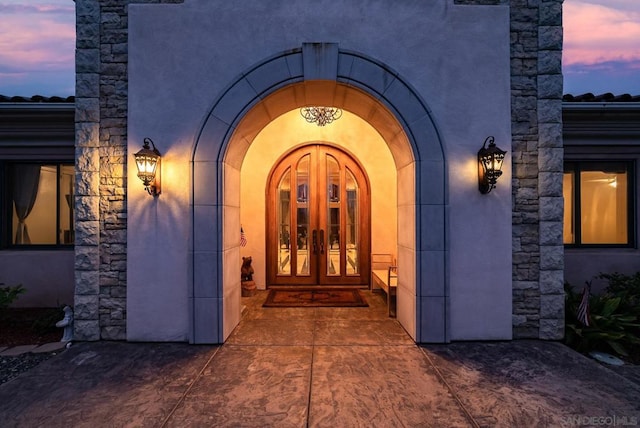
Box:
577;283;590;327
240;227;247;247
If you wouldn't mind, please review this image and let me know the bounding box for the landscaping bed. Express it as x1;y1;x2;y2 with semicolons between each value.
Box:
0;307;63;347
565;272;640;366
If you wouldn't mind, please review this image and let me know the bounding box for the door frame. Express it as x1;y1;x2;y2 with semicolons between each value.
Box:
265;143;371;287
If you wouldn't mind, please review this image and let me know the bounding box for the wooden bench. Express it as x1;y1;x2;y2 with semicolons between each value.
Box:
371;254;397;317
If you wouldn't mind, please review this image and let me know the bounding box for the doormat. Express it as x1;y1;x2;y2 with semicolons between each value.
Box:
263;288;368;308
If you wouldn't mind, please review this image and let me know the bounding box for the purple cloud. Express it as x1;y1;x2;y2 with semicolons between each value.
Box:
0;1;75;96
0;4;75;14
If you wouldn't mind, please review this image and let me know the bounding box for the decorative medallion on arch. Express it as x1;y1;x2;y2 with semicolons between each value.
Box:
191;43;446;345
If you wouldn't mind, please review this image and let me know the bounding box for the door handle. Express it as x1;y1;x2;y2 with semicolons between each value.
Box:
312;230;318;255
319;229;325;254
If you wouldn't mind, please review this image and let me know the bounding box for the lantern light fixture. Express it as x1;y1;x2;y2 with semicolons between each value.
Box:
134;137;161;196
477;136;506;194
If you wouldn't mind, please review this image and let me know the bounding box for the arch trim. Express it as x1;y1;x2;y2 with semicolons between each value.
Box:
191;46;447;344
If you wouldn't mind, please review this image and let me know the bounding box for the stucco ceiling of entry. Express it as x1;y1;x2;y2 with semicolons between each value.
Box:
225;81;413;169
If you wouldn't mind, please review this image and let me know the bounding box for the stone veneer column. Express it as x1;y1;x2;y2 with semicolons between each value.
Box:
537;0;564;339
511;0;564;339
74;0;102;341
98;1;129;340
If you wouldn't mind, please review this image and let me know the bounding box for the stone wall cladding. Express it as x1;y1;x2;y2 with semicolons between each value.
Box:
74;0;102;341
74;0;183;341
511;0;564;339
75;0;564;341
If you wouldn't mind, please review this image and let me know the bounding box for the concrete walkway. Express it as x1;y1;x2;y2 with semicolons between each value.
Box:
0;342;67;357
1;291;639;427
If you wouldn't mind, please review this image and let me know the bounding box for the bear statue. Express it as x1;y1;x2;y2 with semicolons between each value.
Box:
241;256;254;281
241;256;256;297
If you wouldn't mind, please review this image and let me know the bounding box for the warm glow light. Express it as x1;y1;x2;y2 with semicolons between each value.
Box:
565;165;629;245
581;171;627;244
134;138;161;196
135;155;158;183
478;136;507;194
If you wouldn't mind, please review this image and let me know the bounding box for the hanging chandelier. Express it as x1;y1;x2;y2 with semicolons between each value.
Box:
300;106;343;126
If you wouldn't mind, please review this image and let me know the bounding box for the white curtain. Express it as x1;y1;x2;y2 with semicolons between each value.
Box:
12;164;41;244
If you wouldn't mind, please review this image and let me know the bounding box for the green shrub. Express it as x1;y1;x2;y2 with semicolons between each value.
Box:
565;274;640;362
0;283;26;310
598;272;640;316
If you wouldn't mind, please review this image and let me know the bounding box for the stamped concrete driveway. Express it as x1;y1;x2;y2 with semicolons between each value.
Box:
0;290;638;427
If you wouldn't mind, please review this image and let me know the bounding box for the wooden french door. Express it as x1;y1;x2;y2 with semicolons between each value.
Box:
267;144;370;286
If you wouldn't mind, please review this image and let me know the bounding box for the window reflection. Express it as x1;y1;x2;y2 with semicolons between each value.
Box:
581;170;628;244
563;162;631;245
346;168;359;275
11;163;75;245
277;168;291;275
297;155;310;275
327;155;340;276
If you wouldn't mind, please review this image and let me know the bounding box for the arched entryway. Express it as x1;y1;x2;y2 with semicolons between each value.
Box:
191;43;446;344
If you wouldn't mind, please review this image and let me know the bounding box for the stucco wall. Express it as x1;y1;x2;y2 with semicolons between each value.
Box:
125;0;512;341
565;251;639;294
1;251;74;308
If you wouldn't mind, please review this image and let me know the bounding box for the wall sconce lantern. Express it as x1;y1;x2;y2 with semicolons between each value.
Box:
134;137;161;196
478;136;506;194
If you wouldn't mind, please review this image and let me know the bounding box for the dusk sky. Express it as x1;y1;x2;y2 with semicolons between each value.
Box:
0;0;639;97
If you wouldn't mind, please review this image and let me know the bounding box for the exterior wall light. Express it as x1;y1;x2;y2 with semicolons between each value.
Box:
134;137;161;196
478;136;506;194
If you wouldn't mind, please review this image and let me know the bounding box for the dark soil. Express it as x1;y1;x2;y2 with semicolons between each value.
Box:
624;349;640;365
0;308;65;385
0;307;64;347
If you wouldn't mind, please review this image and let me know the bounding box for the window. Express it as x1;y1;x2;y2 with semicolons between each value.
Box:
4;163;74;246
563;161;634;246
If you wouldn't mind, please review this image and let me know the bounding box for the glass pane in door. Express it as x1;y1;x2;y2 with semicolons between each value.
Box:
346;168;359;275
296;155;310;275
326;155;340;276
277;168;291;275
